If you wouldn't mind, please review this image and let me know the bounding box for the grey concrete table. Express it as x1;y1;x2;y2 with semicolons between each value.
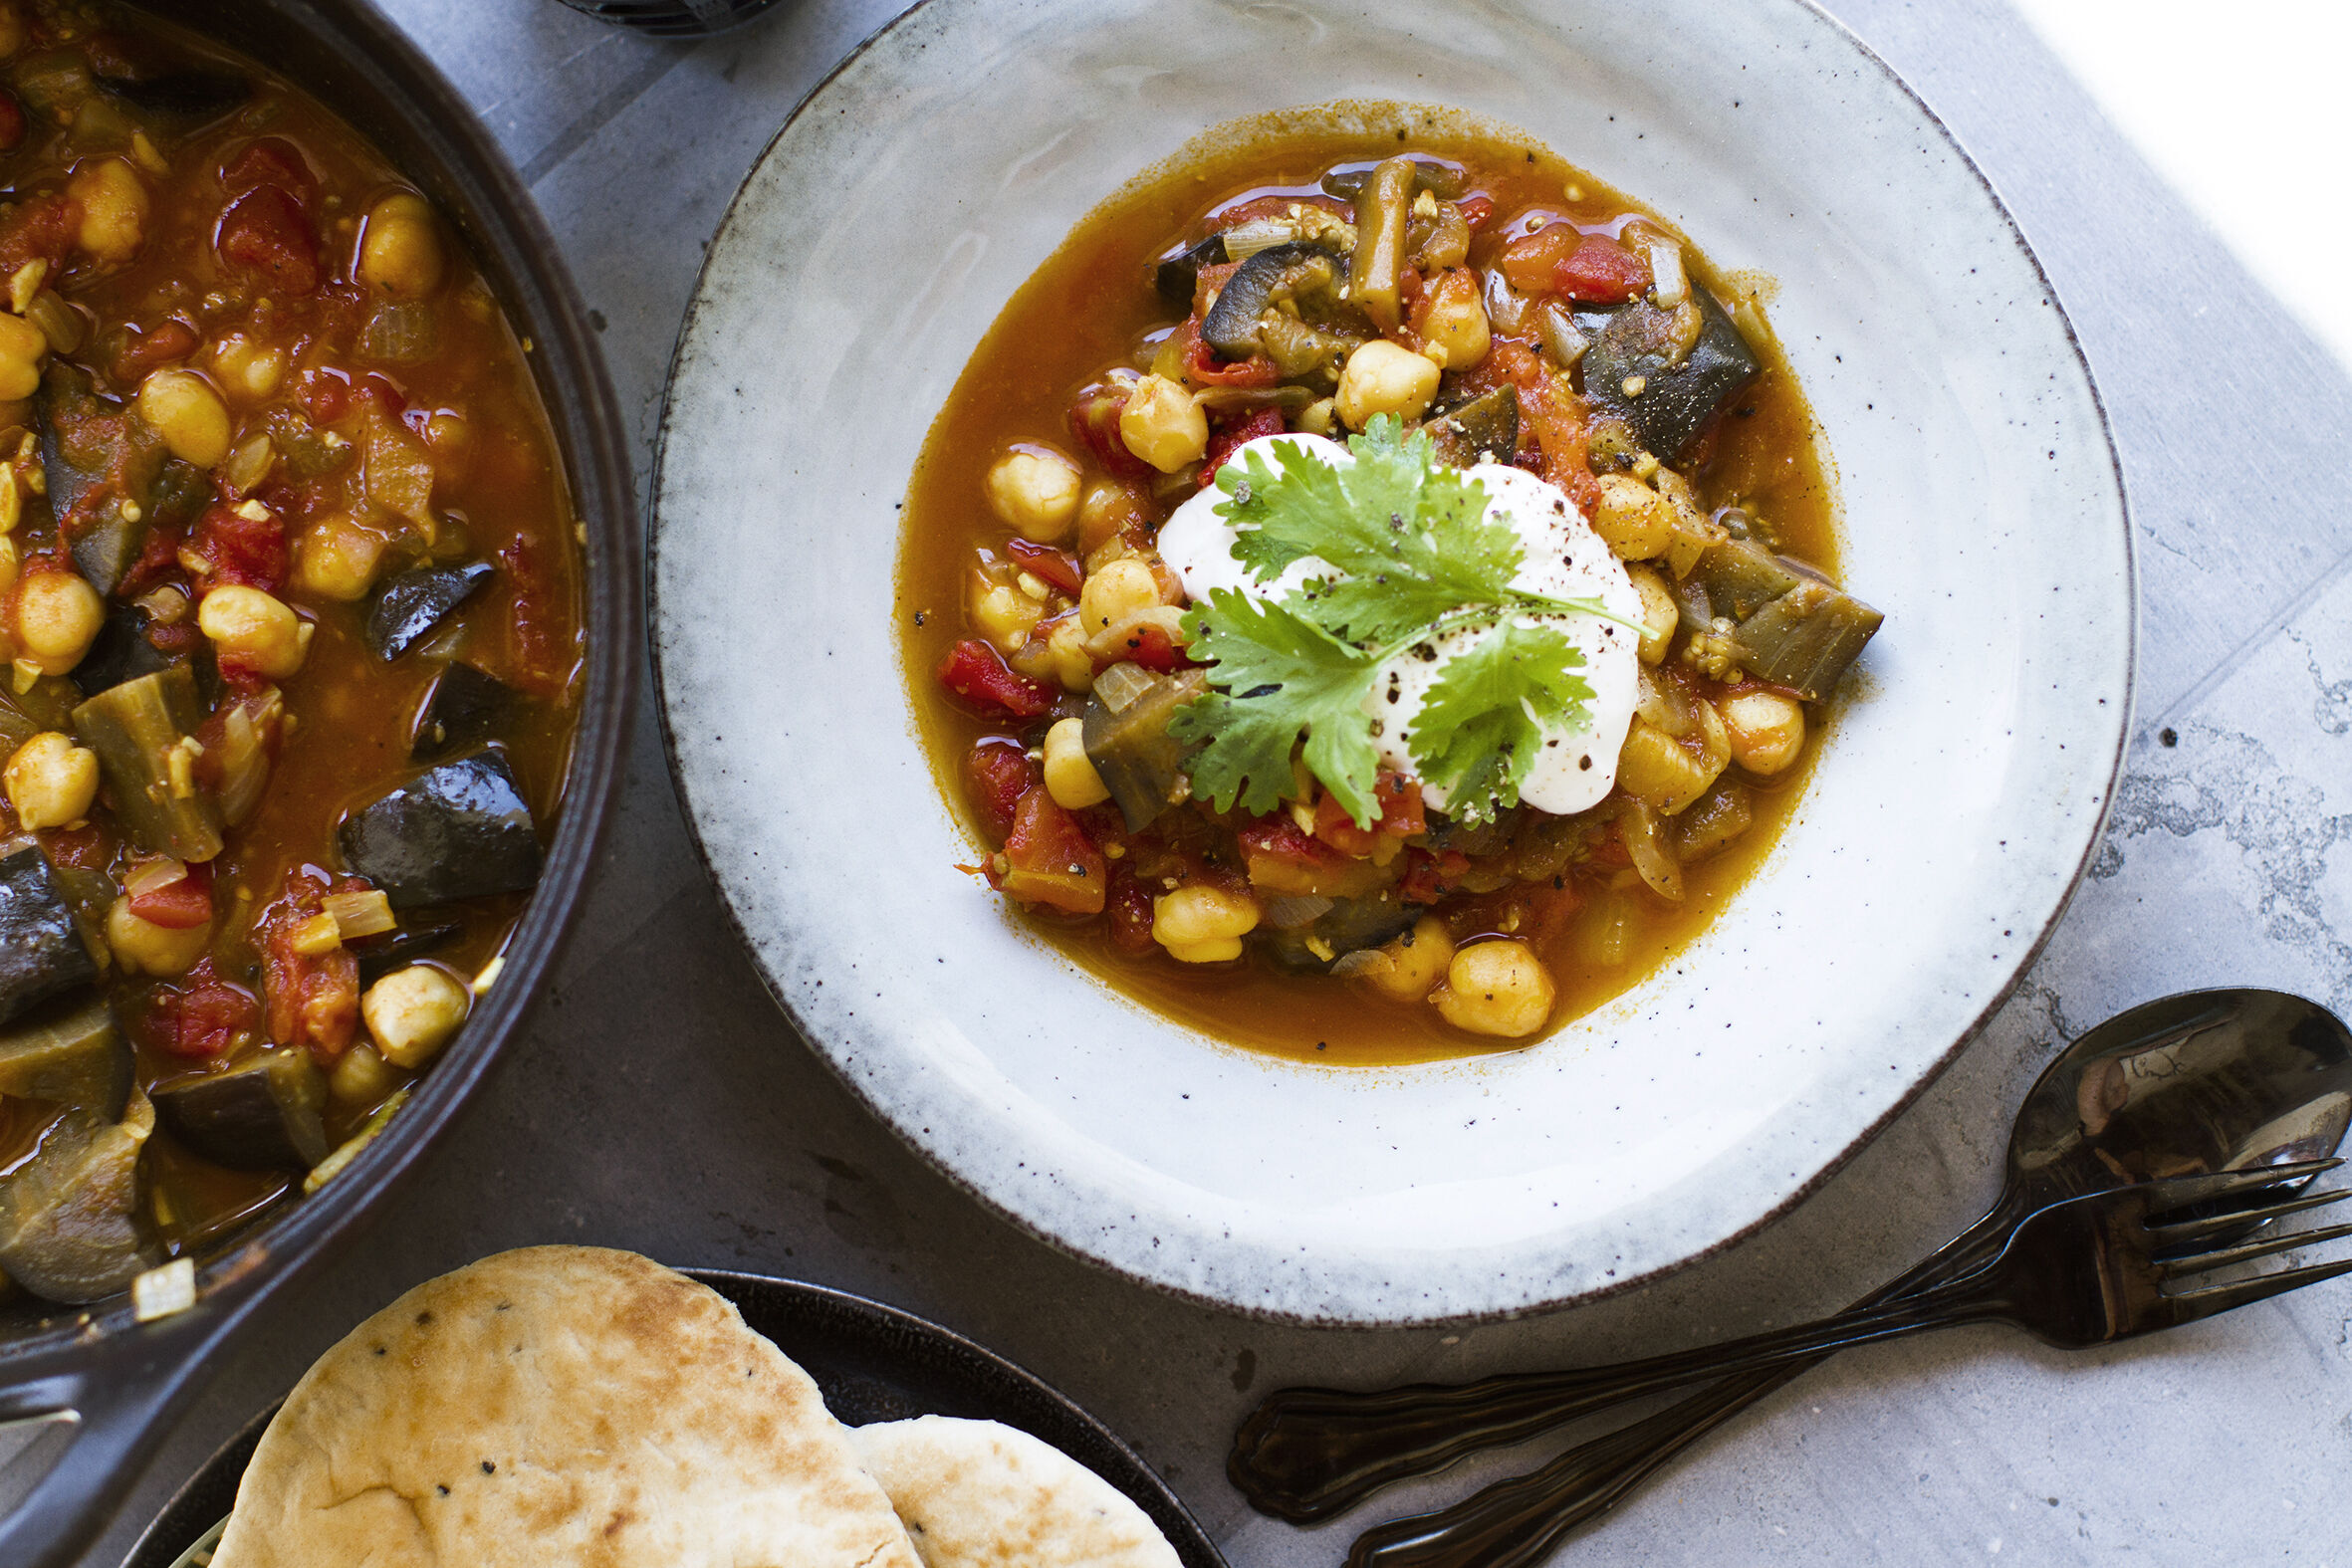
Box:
71;1;2352;1562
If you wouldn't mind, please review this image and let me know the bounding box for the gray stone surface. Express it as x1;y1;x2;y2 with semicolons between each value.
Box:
61;0;2352;1562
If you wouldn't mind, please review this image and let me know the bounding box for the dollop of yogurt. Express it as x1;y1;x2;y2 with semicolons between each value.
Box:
1158;432;1643;817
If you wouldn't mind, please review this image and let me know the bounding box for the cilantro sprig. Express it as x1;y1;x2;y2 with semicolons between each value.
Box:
1170;417;1631;828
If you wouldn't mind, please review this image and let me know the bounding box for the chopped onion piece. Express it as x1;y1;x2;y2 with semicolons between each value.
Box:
1264;893;1335;931
1534;300;1589;367
324;888;396;939
1620;800;1685;903
221;433;276;497
122;854;187;899
1092;660;1155;715
1329;949;1387;979
1647;239;1689;309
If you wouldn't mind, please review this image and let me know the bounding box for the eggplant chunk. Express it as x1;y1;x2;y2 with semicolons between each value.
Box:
1154;232;1228;307
1200;242;1341;360
0;995;128;1118
352;919;463;988
1265;892;1419;973
1080;667;1207;831
340;750;543;908
1692;536;1885;700
365;560;493;662
71;605;172;698
0;845;100;1026
409;661;521;761
0;1093;156;1303
1577;288;1762;462
40;364;166;595
1426;383;1520;468
1320;157;1466;201
72;665;223;862
154;1049;329;1171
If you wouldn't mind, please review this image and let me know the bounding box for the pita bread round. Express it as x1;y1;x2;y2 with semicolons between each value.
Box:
850;1416;1181;1568
212;1246;922;1568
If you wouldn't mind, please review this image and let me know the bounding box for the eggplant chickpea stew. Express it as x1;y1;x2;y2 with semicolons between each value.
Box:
902;128;1879;1065
0;5;583;1305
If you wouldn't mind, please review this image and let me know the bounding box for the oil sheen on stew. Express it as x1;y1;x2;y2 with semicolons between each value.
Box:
0;2;583;1308
899;120;1877;1068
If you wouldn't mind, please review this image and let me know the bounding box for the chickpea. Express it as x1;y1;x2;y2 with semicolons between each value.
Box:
357;192;446;300
1418;269;1492;370
1118;373;1208;473
107;896;211;978
1434;940;1557;1038
1358;915;1456;1005
329;1041;401;1106
0;311;43;401
137;369;232;469
1615;716;1726;815
1335;339;1441;429
1077;558;1159;635
209;334;286;403
1151;883;1260;964
1591;474;1674;560
69;159;149;264
1042;717;1109;809
984;447;1081;543
14;568;103;674
420;411;472;485
362;964;471;1068
1043;616;1093;692
968;574;1043;652
1720;690;1806;776
294;517;389;601
1294;397;1338;437
4;731;97;829
1624;563;1680;665
197;583;311;679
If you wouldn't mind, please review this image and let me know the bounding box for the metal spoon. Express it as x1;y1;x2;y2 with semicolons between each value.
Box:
1229;988;2352;1546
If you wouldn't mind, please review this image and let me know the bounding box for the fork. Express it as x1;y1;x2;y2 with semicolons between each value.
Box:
1334;1171;2352;1568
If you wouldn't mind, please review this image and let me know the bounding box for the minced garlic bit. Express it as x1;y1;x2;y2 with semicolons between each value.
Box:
131;1257;197;1322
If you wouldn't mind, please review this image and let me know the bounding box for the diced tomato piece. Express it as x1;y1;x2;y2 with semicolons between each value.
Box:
259;871;360;1060
1497;222;1583;294
1456;194;1496;232
222;136;316;204
997;786;1106;915
938;638;1055;720
497;529;569;695
127;859;213;930
1238;815;1356;895
1201;406;1285;490
1119;621;1189;673
38;822;110;869
1189;259;1242;322
1312;773;1426;855
0;92;24;155
1179;317;1278;389
147;960;260;1060
1068;378;1149;478
1105;868;1156;955
1553;236;1652;305
1005;538;1082;596
217;184;322;296
1586;823;1633;871
147;618;200;657
111;319;199;381
0;192;76;279
963;738;1039;841
295;365;350;424
1398;848;1473;904
184;502;288;594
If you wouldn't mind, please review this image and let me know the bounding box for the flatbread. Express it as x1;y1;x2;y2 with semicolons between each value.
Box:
849;1416;1181;1568
211;1246;922;1568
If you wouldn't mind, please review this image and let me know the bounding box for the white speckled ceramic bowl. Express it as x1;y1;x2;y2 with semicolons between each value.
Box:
652;0;2133;1325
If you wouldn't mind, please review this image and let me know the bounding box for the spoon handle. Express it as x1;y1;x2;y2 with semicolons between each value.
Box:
1230;1202;2021;1522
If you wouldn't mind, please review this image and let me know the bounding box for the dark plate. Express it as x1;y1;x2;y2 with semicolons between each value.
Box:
122;1270;1228;1568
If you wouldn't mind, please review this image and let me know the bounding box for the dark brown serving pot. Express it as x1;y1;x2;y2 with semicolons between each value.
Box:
0;4;637;1563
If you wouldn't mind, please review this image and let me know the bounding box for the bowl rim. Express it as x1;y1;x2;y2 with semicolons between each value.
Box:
649;0;2136;1328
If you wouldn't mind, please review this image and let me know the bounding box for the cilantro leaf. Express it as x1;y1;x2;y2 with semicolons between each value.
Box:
1169;588;1384;822
1408;620;1593;824
1179;415;1631;829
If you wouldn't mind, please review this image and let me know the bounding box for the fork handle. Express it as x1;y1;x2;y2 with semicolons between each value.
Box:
1229;1206;2019;1522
